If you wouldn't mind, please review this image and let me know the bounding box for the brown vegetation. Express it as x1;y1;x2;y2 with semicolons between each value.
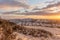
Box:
0;19;53;40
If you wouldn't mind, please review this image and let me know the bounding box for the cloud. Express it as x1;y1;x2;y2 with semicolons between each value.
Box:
40;0;60;13
46;3;60;8
43;0;60;9
0;0;29;12
0;0;29;8
0;5;20;10
15;0;28;4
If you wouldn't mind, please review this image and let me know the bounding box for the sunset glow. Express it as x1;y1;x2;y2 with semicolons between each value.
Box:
1;14;60;20
0;5;21;11
0;0;60;20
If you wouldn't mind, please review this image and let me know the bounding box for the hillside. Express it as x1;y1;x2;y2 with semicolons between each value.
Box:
0;18;56;40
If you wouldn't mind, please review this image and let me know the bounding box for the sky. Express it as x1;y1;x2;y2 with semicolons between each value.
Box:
28;0;53;5
0;0;60;12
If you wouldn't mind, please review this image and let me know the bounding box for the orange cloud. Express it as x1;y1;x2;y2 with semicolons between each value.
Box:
0;5;22;11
